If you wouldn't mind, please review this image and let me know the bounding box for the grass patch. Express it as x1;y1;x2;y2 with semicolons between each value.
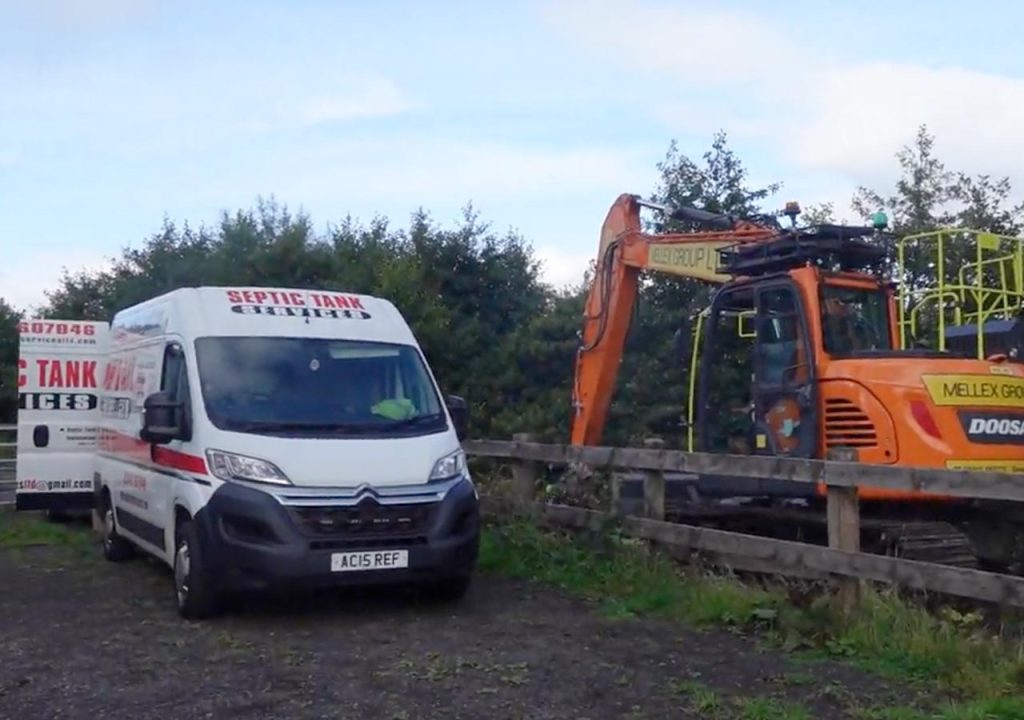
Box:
480;516;779;626
733;696;812;720
480;517;1024;718
829;593;1024;699
674;680;725;715
0;509;95;552
852;696;1024;719
674;679;813;719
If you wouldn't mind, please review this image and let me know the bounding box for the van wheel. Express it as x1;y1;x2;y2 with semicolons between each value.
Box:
173;519;222;620
46;508;70;523
101;494;133;562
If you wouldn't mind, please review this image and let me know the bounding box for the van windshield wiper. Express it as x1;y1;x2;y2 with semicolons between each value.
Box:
224;415;446;435
227;421;381;435
376;413;446;430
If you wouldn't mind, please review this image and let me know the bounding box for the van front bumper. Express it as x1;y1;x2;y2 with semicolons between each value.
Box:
192;476;480;594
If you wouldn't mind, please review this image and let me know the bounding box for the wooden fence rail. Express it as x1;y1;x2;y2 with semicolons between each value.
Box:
465;439;1024;502
0;425;16;505
464;438;1024;610
0;424;15;465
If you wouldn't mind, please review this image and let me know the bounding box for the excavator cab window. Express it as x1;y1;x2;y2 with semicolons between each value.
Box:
756;288;804;385
695;285;756;454
820;284;892;355
750;282;818;457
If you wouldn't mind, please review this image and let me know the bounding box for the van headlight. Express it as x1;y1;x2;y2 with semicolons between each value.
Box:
429;450;467;482
207;449;292;486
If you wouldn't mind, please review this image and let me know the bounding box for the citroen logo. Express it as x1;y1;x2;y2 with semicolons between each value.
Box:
353;483;378;499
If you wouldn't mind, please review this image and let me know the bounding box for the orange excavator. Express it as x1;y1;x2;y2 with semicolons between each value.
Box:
570;193;1024;570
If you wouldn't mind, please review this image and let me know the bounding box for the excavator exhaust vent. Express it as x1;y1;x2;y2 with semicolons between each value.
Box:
824;398;878;448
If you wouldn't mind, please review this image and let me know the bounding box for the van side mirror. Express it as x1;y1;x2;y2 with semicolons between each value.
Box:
445;394;468;442
141;391;185;445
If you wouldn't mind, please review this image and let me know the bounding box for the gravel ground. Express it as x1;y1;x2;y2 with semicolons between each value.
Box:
0;522;912;720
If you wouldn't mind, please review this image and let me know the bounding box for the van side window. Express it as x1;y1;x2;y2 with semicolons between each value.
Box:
160;343;192;440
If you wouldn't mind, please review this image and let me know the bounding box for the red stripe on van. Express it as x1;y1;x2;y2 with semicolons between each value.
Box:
99;428;208;475
153;446;208;474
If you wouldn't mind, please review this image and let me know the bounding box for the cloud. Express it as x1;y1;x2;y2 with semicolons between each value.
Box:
538;0;798;85
1;63;417;156
535;244;591;290
237;77;419;135
192;137;653;210
790;62;1024;185
0;12;419;158
297;79;416;127
16;0;156;29
541;0;1024;211
0;249;115;315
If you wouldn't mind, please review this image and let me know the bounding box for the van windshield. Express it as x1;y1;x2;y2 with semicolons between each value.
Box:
194;337;447;437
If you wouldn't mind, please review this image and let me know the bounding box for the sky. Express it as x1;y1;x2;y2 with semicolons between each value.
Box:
3;0;1024;313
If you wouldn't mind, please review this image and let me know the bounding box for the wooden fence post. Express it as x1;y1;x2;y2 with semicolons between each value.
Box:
608;470;623;516
511;433;538;503
826;447;861;613
642;437;666;521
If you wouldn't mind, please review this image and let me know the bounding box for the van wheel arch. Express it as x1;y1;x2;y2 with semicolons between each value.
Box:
174;505;192;532
100;488;134;562
172;506;222;620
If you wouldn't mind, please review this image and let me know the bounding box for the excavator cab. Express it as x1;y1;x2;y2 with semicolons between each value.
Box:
694;280;816;457
688;225;893;460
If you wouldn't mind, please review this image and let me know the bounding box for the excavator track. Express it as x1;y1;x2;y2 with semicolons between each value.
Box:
615;474;983;569
865;520;979;569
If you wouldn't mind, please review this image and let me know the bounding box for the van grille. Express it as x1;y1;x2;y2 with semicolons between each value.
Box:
288;499;437;542
824;398;877;448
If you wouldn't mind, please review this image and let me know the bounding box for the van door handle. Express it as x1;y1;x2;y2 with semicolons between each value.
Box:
33;425;49;448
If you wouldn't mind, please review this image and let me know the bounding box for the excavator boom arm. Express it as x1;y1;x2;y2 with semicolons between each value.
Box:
570;193;777;446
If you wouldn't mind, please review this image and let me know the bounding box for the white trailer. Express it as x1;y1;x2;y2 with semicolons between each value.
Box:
14;318;110;514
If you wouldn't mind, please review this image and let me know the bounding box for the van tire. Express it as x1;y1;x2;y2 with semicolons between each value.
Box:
46;508;70;523
173;519;222;620
100;493;134;562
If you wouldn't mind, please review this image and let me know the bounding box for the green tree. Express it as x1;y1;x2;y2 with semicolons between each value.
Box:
851;125;1024;348
489;282;588;442
0;298;22;422
595;131;782;447
649;133;782;231
39;198;552;440
852;125;957;237
800;202;837;225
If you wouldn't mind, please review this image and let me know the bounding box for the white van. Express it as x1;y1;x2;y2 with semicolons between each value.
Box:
94;286;478;618
15;318;110;516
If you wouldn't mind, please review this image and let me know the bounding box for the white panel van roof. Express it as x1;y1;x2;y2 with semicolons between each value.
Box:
111;286;420;347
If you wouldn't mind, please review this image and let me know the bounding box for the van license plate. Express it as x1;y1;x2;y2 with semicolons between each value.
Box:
330;550;409;572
